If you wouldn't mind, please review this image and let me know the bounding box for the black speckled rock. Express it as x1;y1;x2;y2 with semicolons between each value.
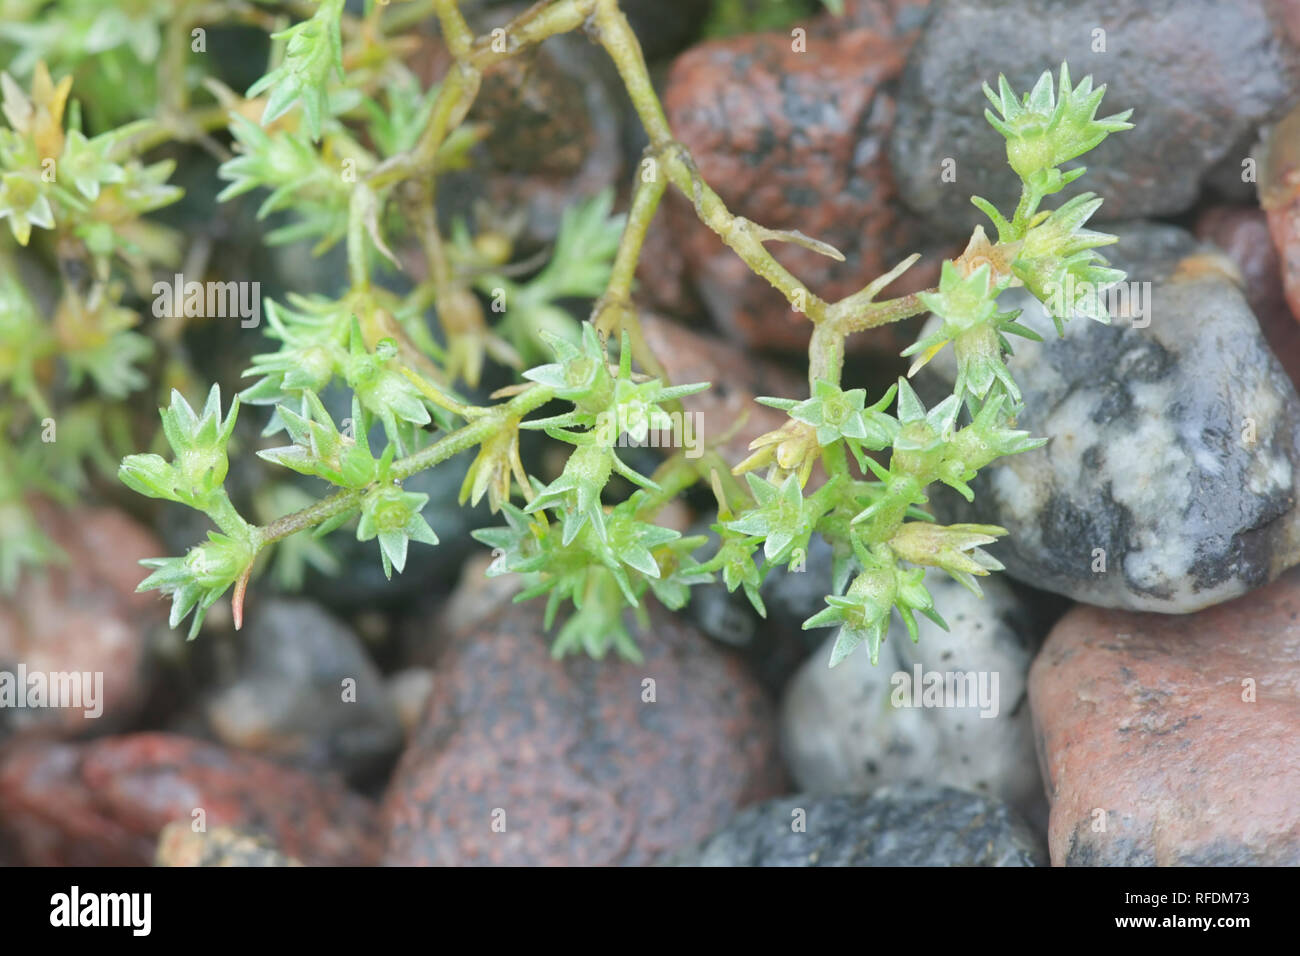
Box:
890;0;1300;237
922;223;1300;612
665;785;1046;866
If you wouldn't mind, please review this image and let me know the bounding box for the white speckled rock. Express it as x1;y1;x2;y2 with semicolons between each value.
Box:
779;572;1045;824
920;222;1300;613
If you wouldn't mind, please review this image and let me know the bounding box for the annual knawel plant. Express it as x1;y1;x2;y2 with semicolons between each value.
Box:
114;0;1133;666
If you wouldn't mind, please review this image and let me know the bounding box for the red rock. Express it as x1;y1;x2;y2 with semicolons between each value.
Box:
646;8;949;355
1263;101;1300;328
0;733;382;866
1029;570;1300;866
0;503;164;740
1196;205;1300;389
381;600;784;865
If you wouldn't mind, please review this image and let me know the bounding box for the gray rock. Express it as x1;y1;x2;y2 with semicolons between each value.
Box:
890;0;1300;237
665;785;1046;866
780;571;1046;825
922;222;1300;612
204;599;402;781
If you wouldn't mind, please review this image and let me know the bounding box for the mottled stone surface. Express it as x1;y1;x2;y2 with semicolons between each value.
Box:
453;8;624;245
1030;571;1300;865
665;785;1046;866
1196;205;1300;389
0;503;163;741
381;600;783;865
652;10;946;353
155;822;301;867
891;0;1300;236
0;733;382;866
925;223;1300;612
1262;100;1300;333
781;572;1046;823
204;598;403;781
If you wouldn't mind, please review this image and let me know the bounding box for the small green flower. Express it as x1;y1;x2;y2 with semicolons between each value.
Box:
356;482;439;579
761;379;898;449
0;171;53;245
216;113;351;251
258;392;392;490
888;521;1007;595
945;394;1046;476
138;529;258;640
804;563;895;666
983;62;1133;196
724;472;817;564
240;296;347;408
804;559;945;666
892;378;960;457
344;318;431;454
247;0;346;142
1013;192;1127;332
905;259;1038;407
59;127;127;201
702;530;767;616
119;384;239;512
525;441;611;543
521;323;612;405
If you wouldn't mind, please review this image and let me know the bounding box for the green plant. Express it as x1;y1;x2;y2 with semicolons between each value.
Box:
117;1;1132;666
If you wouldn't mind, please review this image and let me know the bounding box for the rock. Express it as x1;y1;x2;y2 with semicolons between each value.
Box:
203;599;403;782
1029;570;1300;865
652;12;947;354
1196;205;1300;390
923;222;1300;613
0;733;382;866
780;571;1046;823
155;822;301;866
381;600;784;865
0;503;163;741
386;668;434;737
1262;100;1300;331
664;785;1046;866
434;5;624;246
890;0;1300;237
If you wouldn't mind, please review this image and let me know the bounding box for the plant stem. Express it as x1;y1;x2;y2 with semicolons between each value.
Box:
256;384;555;546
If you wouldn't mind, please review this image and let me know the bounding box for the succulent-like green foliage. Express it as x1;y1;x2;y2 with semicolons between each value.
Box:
246;0;345;142
92;0;1130;675
981;63;1133;204
119;385;240;514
